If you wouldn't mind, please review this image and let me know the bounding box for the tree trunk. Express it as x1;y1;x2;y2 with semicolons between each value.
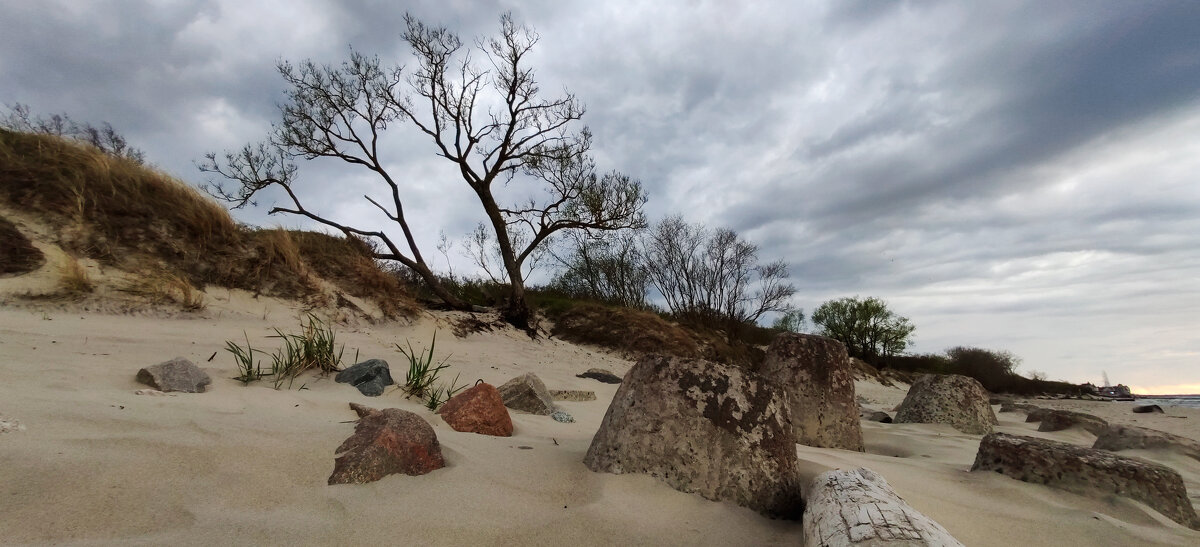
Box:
501;275;536;336
406;258;472;311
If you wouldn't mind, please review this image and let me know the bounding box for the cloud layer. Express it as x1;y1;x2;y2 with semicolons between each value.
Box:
3;0;1198;390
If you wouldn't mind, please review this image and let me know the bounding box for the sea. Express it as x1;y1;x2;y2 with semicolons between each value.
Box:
1131;395;1200;409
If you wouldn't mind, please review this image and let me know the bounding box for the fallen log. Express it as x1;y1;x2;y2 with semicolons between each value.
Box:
803;467;963;546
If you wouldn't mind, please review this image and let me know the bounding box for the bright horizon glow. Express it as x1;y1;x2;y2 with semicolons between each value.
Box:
1129;383;1200;396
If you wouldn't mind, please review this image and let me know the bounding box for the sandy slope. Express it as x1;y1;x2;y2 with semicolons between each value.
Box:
2;298;1199;546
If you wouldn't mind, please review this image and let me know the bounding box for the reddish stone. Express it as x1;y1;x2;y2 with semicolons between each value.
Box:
328;408;445;485
438;383;514;437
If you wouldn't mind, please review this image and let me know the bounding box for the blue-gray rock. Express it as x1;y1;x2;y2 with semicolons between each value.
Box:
335;359;394;397
576;368;623;384
136;357;211;393
551;410;575;423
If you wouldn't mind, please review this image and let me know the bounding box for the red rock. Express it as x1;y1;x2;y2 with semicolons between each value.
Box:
438;383;513;437
328;408;445;485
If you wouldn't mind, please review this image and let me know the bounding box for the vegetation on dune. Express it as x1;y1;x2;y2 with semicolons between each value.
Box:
0;117;417;317
396;332;467;410
224;314;347;389
0;215;45;275
0;88;1093;398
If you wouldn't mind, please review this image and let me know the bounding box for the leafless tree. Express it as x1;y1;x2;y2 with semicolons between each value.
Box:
3;103;146;164
549;228;649;309
641;216;795;337
200;13;646;330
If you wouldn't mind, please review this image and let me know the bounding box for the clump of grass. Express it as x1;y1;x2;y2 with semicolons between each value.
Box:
423;373;468;411
226;332;264;384
58;255;94;294
267;313;345;389
397;332;453;397
121;268;206;311
222;314;344;389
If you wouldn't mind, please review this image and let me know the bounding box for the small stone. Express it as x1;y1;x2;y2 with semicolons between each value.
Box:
576;368;623;384
1132;404;1164;414
0;415;25;433
551;410;575;423
136;358;211;393
334;359;393;397
1036;410;1109;436
497;373;557;415
550;389;596;402
1024;407;1054;423
998;402;1042;413
134;389;166;396
328;408;445;485
438;383;513;436
861;410;893;423
349;402;378;418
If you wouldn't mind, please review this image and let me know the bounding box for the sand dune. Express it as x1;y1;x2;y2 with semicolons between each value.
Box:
2;298;1199;545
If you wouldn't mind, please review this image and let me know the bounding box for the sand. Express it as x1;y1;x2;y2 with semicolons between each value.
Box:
2;295;1199;545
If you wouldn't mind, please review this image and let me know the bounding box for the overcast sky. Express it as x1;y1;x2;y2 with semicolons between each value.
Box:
3;1;1198;393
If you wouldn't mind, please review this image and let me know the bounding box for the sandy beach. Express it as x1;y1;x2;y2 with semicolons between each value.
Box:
1;295;1198;545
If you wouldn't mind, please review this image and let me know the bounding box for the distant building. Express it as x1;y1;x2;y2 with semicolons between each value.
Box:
1098;384;1134;400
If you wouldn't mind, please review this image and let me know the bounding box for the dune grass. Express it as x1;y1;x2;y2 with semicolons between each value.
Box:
57;255;94;295
396;332;467;409
224;314;346;389
0;128;417;316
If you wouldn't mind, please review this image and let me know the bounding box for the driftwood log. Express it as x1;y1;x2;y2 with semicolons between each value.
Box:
803;467;963;546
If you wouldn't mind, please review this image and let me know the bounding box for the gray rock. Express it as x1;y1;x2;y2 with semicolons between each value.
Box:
971;433;1200;530
804;468;964;546
584;354;803;519
1024;407;1054;423
894;374;997;434
862;410;893;423
1132;404;1164;414
497;373;557;415
136;357;211;393
550;389;597;402
758;333;864;451
1093;424;1200;462
550;410;575;423
577;368;623;384
1036;409;1109;436
999;402;1042;413
334;359;393;397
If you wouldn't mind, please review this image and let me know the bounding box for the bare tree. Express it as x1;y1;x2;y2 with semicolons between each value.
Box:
3;103;146;164
200;13;646;330
641;216;795;338
549;228;649;308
